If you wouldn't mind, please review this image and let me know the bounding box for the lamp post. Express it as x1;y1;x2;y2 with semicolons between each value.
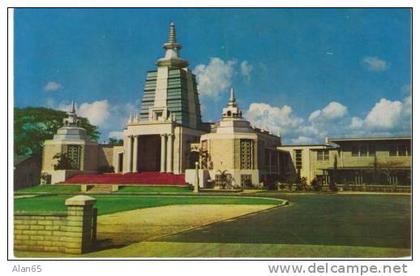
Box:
194;161;199;193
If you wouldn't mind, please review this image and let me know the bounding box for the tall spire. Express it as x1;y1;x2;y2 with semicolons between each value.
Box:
228;87;237;107
157;22;188;68
63;101;80;127
70;101;76;113
168;22;177;44
222;87;242;119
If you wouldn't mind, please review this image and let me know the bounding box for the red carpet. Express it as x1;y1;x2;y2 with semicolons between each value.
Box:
63;172;186;185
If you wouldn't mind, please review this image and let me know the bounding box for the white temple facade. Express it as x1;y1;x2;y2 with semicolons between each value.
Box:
116;23;209;175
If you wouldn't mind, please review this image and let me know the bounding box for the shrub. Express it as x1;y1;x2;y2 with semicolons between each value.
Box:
311;178;322;191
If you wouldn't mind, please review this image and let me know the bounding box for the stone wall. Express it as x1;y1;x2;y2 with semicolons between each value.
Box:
14;195;97;254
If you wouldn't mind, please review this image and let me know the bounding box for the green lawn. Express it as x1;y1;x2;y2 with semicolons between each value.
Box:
14;195;284;215
15;185;80;194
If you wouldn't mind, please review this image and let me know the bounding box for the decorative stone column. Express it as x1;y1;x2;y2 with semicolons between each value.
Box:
166;134;173;173
127;136;133;172
64;195;97;254
132;135;138;173
160;134;167;172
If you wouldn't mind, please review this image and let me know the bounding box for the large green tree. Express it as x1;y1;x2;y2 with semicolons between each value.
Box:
14;107;100;156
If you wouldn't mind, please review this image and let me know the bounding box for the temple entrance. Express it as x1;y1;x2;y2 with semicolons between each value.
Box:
137;135;161;171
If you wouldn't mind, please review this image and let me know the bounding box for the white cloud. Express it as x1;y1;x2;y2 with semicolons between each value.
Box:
346;93;411;139
364;98;402;129
244;102;304;137
244;90;411;145
50;100;111;127
362;56;389;72
240;60;253;81
309;101;348;122
43;81;62;92
108;131;124;140
193;57;236;98
78;100;111;127
350;117;364;129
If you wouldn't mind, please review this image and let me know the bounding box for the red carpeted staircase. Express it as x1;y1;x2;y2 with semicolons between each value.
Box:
63;172;186;186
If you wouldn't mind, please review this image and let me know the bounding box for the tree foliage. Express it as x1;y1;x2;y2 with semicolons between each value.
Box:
14;107;100;156
107;138;123;146
53;153;76;170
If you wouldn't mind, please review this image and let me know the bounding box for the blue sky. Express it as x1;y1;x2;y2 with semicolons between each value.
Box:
14;8;412;143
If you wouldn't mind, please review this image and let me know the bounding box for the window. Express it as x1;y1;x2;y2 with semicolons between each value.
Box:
67;145;81;169
351;146;359;156
360;145;367;157
240;139;253;169
368;145;376;156
351;144;375;157
389;145;397;156
390;144;411;156
295;149;302;169
317;150;329;161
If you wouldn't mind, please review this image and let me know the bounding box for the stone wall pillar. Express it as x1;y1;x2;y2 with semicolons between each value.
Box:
64;195;97;254
132;135;138;173
127;136;133;172
160;134;167;172
166;134;173;173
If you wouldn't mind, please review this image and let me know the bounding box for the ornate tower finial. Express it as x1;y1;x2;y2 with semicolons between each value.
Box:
157;22;188;68
70;101;76;113
222;87;242;119
63;101;80;127
228;87;236;107
168;22;176;44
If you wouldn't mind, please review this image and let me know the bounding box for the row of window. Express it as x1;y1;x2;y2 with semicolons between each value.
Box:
351;144;411;157
316;144;411;161
351;145;376;157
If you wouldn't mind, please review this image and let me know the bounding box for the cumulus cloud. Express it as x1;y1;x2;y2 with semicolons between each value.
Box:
193;57;236;98
309;101;348;122
244;103;304;137
349;96;411;135
362;56;389;72
349;117;364;129
43;81;63;92
364;99;403;129
53;100;111;127
244;90;411;144
240;60;253;81
78;100;111;127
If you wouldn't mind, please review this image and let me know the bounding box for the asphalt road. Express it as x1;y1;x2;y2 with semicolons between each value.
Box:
159;194;411;249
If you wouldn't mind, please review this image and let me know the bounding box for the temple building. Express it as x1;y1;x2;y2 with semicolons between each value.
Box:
115;22;209;175
38;22;411;190
41;102;101;184
185;88;282;188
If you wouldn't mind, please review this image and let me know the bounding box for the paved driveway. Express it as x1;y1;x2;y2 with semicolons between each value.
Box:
159;194;411;249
